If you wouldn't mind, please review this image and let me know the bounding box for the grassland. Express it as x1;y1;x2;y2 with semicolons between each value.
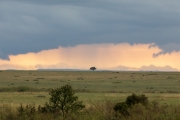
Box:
0;70;180;119
0;70;180;106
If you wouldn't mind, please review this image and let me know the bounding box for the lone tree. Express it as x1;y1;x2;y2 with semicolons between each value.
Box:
90;67;96;71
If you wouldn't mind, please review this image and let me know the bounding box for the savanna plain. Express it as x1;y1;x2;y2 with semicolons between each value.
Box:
0;70;180;120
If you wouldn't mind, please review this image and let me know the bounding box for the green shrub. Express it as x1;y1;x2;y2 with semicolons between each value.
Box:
114;102;129;116
114;94;148;117
126;94;148;107
40;84;85;118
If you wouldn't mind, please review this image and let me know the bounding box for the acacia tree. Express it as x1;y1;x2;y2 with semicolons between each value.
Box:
44;84;85;118
90;67;96;71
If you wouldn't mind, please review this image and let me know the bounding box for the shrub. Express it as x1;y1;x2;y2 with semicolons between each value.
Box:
126;94;148;107
114;94;148;117
114;102;129;116
41;84;85;118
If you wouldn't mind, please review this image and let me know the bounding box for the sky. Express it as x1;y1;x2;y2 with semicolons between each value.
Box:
0;0;180;71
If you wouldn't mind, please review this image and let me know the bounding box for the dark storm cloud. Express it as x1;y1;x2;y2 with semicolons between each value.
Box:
1;0;180;59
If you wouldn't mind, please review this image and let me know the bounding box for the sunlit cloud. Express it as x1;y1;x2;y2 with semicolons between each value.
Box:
0;43;179;71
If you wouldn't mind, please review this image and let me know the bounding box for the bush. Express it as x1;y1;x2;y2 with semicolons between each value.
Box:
40;84;85;118
126;94;148;107
114;102;129;116
114;94;148;117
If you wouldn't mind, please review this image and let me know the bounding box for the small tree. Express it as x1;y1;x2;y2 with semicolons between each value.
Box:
44;84;85;118
90;67;96;71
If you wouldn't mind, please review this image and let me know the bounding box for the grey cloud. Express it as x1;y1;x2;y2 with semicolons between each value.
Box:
1;0;180;59
153;43;180;57
160;43;180;53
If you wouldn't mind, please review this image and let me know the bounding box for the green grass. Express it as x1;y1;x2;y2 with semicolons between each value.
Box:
0;70;180;92
0;70;180;120
0;70;180;105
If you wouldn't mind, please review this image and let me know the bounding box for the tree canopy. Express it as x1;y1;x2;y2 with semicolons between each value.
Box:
90;67;96;71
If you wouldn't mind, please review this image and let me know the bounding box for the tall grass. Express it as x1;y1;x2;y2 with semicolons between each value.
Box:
0;101;180;120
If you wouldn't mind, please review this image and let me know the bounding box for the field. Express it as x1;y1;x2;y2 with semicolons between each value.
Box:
0;70;180;106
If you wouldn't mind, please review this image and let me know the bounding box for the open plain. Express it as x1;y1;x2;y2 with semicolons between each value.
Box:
0;70;180;106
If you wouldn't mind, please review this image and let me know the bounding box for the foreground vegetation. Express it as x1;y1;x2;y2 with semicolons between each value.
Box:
0;92;180;120
0;70;180;119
